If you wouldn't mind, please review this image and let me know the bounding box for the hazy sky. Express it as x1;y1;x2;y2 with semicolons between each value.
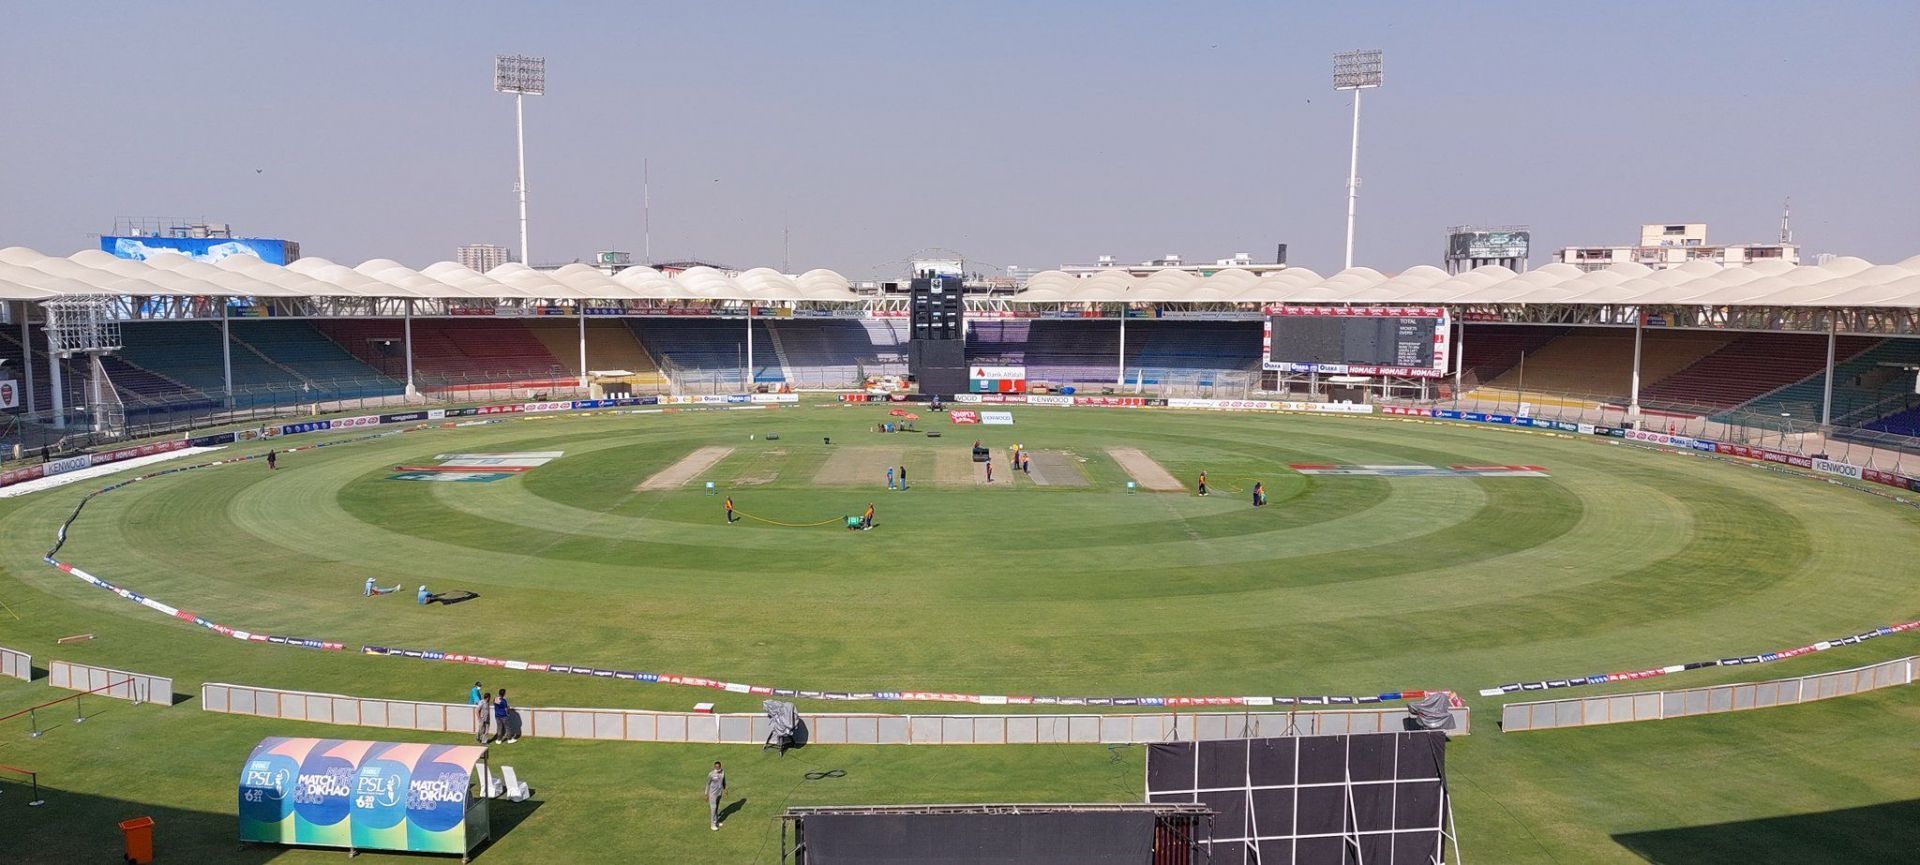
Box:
4;1;1916;279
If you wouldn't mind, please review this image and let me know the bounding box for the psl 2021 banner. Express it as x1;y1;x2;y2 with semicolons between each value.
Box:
239;737;485;855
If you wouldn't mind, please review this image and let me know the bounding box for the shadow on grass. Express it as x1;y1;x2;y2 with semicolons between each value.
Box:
716;797;746;826
429;590;480;606
1614;799;1920;864
5;786;544;864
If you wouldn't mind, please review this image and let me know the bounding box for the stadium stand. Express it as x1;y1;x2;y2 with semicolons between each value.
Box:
968;320;1120;384
227;321;400;398
1125;320;1262;378
1456;326;1568;387
521;320;668;389
116;322;306;395
1730;338;1920;424
1638;333;1878;412
0;327;86;412
312;320;567;384
625;318;784;386
1477;329;1735;400
1864;403;1920;437
763;319;908;387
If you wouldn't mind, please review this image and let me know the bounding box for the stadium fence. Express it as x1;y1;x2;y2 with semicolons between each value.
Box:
0;646;29;682
1500;656;1915;733
201;682;1469;744
47;659;170;705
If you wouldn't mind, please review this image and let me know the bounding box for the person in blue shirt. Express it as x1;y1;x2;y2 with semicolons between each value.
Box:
493;688;516;743
469;682;482;704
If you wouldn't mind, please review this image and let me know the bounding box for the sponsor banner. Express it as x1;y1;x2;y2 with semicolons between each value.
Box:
1265;305;1447;318
749;393;799;403
1381;406;1432;417
968;366;1026;380
0;465;45;487
1813;458;1864;480
388;472;514;483
0;379;16;410
44;454;93;476
1026;395;1074;406
950;394;984;404
522;401;573;413
1577;423;1596;435
280;421;332;435
474;404;522;415
1071;396;1146;407
839;393;873;403
378;411;428;424
239;737;483;855
948;410;981;425
981;411;1014;425
1481;619;1920;697
331;415;381;430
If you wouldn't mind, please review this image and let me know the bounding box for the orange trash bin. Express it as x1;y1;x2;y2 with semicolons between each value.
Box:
118;816;155;864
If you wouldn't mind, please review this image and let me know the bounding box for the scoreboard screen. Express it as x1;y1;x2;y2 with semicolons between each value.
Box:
1263;307;1450;378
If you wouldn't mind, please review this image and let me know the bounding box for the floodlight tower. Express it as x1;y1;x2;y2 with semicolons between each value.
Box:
1332;49;1383;271
494;54;545;265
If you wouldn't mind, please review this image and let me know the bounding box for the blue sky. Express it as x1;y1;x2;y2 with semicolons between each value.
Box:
3;1;1915;278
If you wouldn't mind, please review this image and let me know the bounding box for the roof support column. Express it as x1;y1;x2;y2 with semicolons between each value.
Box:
19;302;36;415
221;304;234;409
1821;312;1837;427
403;300;416;399
1117;311;1126;387
1452;317;1464;401
744;305;753;391
578;309;588;390
1628;309;1644;418
46;324;64;428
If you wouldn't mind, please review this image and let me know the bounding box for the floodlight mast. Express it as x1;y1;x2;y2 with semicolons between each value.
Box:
494;55;545;265
1333;49;1383;271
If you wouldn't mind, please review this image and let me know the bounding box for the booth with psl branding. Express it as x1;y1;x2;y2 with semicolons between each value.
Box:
238;737;491;861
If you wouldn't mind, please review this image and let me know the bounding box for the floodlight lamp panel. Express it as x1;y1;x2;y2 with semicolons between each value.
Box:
494;54;546;95
1332;49;1384;90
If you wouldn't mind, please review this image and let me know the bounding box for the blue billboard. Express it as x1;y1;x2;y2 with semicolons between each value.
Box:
102;236;299;265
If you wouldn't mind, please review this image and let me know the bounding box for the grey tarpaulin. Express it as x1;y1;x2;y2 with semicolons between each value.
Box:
1408;693;1455;730
764;699;801;751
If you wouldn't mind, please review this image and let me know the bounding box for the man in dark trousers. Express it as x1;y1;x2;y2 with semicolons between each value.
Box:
706;761;728;830
985;459;993;484
1252;481;1266;507
493;688;515;743
266;449;278;470
863;502;876;530
725;496;737;523
898;465;907;490
1197;470;1208;496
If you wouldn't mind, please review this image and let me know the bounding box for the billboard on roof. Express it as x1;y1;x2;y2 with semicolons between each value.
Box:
103;236;300;265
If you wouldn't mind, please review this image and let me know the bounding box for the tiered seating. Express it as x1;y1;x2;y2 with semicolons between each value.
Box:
765;319;908;387
311;320;565;383
1127;320;1262;379
1864;404;1920;438
1477;329;1735;400
229;321;397;396
1638;333;1878;412
625;319;784;385
968;320;1120;384
1457;326;1566;386
0;328;85;411
1729;338;1920;423
520;320;666;387
116;322;306;395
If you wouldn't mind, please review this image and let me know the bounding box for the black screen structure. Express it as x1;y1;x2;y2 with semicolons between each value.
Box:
785;806;1208;865
1146;731;1458;865
1263;315;1443;375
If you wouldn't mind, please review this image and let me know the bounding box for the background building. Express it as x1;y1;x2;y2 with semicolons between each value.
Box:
1554;223;1798;272
1058;249;1290;279
456;243;512;271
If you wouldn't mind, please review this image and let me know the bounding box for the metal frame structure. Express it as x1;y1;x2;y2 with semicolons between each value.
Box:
778;803;1215;865
1333;49;1384;270
494;54;545;266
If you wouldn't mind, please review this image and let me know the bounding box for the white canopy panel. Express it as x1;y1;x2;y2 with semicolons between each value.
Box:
0;247;860;303
1005;257;1920;308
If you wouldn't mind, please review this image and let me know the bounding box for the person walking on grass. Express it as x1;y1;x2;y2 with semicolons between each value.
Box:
1197;470;1209;496
985;459;994;484
706;761;728;830
863;502;876;530
469;681;483;705
725;496;737;524
899;464;908;490
886;465;895;490
266;448;277;470
1252;481;1266;507
475;691;494;745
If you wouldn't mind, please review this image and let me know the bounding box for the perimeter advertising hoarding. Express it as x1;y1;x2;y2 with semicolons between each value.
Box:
239;737;487;857
103;236;299;265
0;379;17;410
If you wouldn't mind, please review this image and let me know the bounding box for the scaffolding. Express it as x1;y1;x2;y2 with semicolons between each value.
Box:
42;297;123;435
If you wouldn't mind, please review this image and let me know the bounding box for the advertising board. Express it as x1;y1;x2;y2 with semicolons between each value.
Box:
103;236;298;265
0;379;16;410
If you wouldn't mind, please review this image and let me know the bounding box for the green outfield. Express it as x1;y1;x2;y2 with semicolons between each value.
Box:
1;401;1917;863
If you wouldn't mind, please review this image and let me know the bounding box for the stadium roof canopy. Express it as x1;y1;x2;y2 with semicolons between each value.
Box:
0;248;862;303
3;247;1920;308
1011;256;1920;307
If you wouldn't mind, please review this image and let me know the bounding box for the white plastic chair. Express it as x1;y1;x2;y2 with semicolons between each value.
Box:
500;765;530;802
484;771;505;799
